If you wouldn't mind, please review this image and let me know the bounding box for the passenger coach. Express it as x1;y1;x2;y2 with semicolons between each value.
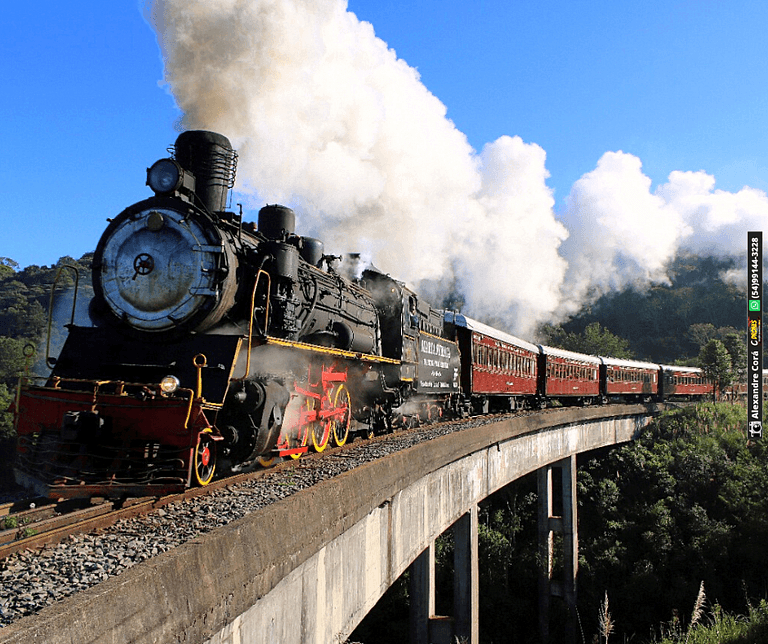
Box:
600;356;659;403
660;365;711;400
537;345;601;406
444;313;539;412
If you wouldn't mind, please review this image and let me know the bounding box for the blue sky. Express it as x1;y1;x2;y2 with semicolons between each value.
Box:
2;1;767;330
351;1;768;195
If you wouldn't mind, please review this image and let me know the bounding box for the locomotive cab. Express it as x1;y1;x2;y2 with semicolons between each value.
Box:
360;268;460;404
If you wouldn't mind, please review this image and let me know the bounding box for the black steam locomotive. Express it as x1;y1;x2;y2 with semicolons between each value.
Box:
14;131;461;498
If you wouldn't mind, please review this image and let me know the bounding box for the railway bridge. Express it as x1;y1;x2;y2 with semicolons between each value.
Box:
0;404;658;644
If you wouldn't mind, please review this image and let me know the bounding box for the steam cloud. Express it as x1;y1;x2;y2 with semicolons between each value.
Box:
145;0;768;336
560;152;768;309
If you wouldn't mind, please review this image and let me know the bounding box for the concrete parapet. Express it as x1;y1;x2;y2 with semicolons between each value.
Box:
0;405;655;644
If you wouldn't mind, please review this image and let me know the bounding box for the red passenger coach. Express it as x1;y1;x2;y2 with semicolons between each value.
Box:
444;313;539;412
660;365;711;400
538;345;601;405
600;357;659;403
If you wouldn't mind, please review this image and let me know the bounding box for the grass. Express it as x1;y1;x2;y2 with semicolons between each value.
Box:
593;583;768;644
653;593;768;644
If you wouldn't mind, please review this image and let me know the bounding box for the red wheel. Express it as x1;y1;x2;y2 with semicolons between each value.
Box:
312;415;331;452
312;391;335;452
292;399;314;459
258;455;277;468
330;384;351;447
194;432;216;486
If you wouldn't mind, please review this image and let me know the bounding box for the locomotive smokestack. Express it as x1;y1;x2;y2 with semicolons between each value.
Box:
173;130;237;214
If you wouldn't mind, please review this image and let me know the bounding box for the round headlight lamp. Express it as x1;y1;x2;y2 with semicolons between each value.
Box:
160;375;181;394
147;159;183;194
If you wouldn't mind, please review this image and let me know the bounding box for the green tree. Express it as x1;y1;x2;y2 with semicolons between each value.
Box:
540;321;633;358
553;254;743;363
0;336;28;385
0;258;18;279
578;404;768;640
699;339;733;399
721;332;747;385
0;383;14;441
688;323;717;349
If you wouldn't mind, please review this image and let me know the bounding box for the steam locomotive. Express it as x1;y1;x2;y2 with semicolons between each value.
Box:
14;130;461;499
12;131;711;500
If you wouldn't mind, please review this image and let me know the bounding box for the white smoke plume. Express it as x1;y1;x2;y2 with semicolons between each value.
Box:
145;0;768;336
560;151;768;312
144;0;568;336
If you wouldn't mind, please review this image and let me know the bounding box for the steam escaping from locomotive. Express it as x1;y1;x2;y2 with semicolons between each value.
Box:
144;0;568;337
144;0;768;334
559;151;768;309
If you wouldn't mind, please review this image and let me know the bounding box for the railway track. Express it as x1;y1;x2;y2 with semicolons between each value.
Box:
0;404;636;562
0;470;282;561
0;414;476;561
1;401;673;564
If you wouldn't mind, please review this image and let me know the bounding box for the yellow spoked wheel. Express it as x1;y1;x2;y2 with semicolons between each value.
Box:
194;432;216;486
292;399;314;459
312;394;332;452
330;384;351;447
258;455;277;468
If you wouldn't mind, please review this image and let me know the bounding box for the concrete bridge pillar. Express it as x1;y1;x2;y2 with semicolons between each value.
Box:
409;506;479;644
453;505;479;643
538;454;578;643
409;541;435;644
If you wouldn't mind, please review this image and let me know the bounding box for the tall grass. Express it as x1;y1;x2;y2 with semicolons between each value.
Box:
655;599;768;644
598;591;614;643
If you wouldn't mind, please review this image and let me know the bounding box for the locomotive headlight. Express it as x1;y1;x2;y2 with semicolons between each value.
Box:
147;158;183;194
160;375;181;394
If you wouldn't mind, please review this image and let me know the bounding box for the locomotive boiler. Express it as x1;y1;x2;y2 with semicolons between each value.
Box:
13;130;460;498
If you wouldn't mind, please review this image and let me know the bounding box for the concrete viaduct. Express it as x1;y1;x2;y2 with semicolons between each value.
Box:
0;404;656;644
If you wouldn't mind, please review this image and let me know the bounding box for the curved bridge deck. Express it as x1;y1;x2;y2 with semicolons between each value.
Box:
0;405;658;644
